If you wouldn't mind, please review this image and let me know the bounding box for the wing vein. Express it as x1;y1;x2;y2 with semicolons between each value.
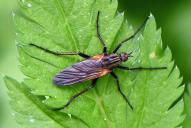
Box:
53;59;110;86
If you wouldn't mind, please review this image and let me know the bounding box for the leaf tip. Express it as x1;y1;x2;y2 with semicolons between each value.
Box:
149;13;154;18
3;76;20;89
144;13;158;35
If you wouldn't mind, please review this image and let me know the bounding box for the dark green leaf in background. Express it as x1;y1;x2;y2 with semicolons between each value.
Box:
5;0;184;127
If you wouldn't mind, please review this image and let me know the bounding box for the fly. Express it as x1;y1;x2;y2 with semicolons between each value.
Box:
29;11;167;110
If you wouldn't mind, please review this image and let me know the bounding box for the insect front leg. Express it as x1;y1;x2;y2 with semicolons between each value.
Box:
113;16;149;53
117;65;167;71
29;43;90;59
96;11;108;54
52;79;98;111
110;72;133;110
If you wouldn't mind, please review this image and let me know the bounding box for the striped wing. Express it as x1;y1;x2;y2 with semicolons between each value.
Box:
53;59;111;86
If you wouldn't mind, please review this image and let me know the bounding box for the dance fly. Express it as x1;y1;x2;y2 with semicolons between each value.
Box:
29;11;167;110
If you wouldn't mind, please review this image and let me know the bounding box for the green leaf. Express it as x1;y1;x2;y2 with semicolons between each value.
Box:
183;84;191;128
6;0;184;127
4;76;89;128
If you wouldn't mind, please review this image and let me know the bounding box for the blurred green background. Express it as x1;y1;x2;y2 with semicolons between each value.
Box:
0;0;191;127
0;0;23;127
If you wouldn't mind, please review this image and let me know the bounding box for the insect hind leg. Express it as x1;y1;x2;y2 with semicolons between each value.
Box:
111;72;133;110
52;79;98;111
29;43;90;59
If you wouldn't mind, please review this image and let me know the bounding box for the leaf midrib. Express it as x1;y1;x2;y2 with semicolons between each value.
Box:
135;72;148;128
54;0;79;51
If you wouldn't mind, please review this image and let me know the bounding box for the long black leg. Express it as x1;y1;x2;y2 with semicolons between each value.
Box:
113;16;149;53
117;65;167;70
29;43;90;59
96;11;107;54
110;72;133;110
53;79;98;111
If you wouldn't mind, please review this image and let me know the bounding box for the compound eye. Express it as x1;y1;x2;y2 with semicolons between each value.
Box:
120;53;128;61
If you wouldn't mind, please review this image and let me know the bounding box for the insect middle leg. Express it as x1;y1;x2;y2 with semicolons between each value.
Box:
117;65;167;70
29;43;90;59
96;11;107;54
113;16;149;53
53;79;98;111
110;72;133;110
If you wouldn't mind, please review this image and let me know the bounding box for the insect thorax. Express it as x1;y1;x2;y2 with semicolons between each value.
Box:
101;54;122;69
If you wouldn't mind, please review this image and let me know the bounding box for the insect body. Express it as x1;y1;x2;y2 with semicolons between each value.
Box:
53;53;128;86
29;11;166;110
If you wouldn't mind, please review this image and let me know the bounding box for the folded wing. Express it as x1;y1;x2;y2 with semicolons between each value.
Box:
53;59;111;86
